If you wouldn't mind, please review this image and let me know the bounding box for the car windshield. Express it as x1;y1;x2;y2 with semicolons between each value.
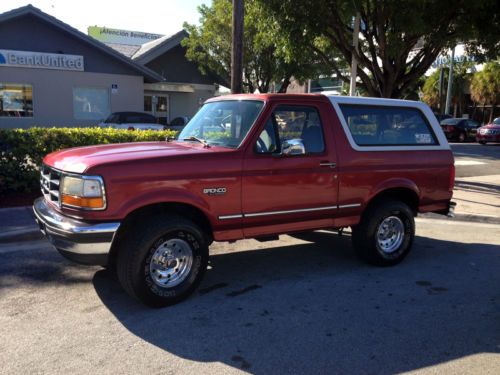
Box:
441;118;461;125
178;100;264;148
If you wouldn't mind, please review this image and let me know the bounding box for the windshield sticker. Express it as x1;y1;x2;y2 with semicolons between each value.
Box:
415;133;432;144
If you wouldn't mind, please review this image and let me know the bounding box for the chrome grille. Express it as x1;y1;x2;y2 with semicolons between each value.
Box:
40;165;62;206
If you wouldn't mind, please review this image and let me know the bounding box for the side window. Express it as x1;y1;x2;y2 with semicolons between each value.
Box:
338;105;438;146
255;105;325;154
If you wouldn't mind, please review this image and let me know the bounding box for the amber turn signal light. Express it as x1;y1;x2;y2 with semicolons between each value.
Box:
61;194;104;209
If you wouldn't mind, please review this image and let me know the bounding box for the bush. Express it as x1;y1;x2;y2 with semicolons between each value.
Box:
0;127;177;194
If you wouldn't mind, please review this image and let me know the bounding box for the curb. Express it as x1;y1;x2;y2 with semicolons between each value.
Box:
418;212;500;225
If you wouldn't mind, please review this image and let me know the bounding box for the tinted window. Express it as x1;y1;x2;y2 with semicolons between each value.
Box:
255;105;325;154
339;105;438;146
126;114;156;123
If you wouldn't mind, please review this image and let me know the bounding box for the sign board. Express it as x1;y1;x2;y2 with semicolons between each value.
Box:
432;54;475;68
0;49;84;71
111;84;118;94
88;26;163;46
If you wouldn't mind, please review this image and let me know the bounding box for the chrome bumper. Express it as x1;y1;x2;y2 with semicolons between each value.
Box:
33;197;120;265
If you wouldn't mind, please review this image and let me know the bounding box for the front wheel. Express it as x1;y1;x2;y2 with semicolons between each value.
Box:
479;140;487;145
352;199;415;266
458;132;466;142
116;214;209;307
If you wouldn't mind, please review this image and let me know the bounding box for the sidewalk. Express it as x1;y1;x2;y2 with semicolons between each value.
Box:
0;177;498;243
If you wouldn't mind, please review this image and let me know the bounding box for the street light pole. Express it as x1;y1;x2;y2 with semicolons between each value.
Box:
349;13;360;96
231;0;244;94
445;47;455;116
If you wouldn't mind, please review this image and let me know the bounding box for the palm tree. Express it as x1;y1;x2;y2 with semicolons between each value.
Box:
470;62;500;123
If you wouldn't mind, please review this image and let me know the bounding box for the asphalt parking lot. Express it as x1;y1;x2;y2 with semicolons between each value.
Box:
1;218;499;374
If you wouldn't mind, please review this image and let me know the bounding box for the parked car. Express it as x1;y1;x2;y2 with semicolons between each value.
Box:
476;117;500;144
440;118;480;142
99;112;163;131
165;116;190;131
34;94;455;307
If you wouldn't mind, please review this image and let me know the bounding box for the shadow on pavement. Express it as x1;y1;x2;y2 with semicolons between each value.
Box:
93;232;500;374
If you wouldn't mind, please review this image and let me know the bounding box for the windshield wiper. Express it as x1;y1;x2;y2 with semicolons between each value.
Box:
182;136;211;148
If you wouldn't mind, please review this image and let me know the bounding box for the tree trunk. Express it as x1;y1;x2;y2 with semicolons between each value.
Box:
278;76;291;93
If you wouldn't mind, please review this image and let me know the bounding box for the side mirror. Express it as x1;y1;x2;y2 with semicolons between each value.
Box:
281;139;305;156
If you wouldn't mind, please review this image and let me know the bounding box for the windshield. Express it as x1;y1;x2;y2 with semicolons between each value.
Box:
441;118;461;125
493;117;500;125
178;100;264;148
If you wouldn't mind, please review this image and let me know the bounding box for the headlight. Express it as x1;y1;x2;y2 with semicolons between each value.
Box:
60;175;106;210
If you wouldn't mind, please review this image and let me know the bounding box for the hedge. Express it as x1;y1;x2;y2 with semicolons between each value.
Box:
0;127;177;194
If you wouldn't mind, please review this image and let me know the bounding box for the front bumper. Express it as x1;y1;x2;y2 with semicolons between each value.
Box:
33;197;120;265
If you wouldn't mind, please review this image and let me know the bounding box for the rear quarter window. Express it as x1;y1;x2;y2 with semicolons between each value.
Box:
339;105;438;146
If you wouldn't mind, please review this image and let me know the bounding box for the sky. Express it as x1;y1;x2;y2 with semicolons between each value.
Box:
0;0;211;36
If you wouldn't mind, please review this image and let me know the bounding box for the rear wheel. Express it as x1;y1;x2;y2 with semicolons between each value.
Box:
458;132;466;142
116;214;209;307
352;199;415;266
479;140;487;145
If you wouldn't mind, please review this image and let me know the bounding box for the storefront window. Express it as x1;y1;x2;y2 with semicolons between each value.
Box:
0;83;33;117
73;87;109;120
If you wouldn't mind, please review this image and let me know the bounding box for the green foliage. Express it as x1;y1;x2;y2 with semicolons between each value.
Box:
470;61;500;122
0;127;176;193
470;62;500;106
182;0;335;93
261;0;500;98
422;63;473;110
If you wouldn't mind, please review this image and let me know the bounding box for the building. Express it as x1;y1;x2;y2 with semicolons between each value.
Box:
0;5;218;128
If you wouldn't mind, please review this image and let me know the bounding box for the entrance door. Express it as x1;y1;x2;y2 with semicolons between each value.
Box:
241;103;338;237
144;94;169;125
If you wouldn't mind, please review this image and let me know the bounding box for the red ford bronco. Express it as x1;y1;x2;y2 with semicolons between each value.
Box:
34;94;455;307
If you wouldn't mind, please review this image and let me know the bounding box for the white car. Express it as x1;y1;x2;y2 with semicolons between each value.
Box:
99;112;164;131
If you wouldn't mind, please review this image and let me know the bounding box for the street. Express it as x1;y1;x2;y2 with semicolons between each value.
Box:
1;218;499;374
451;143;500;178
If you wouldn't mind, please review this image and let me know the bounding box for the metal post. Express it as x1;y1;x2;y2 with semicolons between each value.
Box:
231;0;244;94
438;67;444;114
349;13;361;96
445;47;455;116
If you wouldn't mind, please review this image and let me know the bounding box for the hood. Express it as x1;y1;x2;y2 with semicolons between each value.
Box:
43;141;223;173
481;123;500;129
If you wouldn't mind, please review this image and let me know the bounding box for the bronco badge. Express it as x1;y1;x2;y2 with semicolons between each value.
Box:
203;187;227;196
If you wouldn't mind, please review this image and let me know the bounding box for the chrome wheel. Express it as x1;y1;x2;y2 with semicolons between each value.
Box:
376;216;405;254
149;238;193;288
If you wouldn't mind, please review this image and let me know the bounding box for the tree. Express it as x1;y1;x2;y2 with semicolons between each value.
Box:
470;62;500;122
262;0;500;98
182;0;334;93
422;63;473;115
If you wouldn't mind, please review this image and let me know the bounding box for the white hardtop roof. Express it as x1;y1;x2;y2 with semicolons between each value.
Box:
321;92;423;107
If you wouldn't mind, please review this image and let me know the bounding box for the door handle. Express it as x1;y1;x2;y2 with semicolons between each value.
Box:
319;161;336;168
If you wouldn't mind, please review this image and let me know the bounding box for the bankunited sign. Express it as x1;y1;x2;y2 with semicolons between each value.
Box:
0;49;84;71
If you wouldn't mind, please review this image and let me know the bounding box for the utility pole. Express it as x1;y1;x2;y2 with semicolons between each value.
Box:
349;13;361;96
231;0;244;94
445;47;455;116
438;67;444;114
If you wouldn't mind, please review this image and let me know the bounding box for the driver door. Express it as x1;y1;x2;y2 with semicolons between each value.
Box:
241;103;338;237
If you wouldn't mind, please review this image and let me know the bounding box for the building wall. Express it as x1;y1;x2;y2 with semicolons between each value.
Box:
0;67;143;128
169;87;215;119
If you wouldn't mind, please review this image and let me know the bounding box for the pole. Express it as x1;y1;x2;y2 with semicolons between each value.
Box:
231;0;244;94
438;67;444;114
445;47;455;116
349;13;360;96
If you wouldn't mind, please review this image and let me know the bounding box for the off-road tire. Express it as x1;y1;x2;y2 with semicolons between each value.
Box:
116;214;209;307
352;199;415;266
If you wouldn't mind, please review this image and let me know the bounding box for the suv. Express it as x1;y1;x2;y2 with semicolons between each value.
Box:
99;111;163;131
34;94;455;307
